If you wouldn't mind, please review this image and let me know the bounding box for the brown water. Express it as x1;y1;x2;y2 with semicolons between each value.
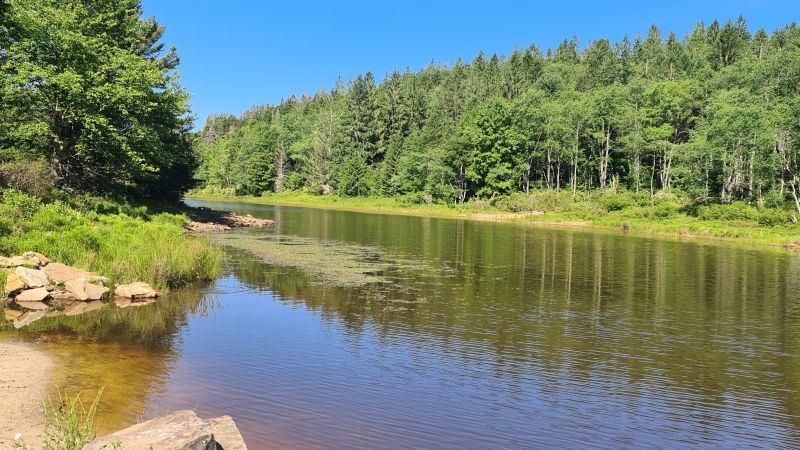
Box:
4;199;800;449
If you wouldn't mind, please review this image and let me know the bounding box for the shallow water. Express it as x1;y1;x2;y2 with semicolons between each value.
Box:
5;199;800;449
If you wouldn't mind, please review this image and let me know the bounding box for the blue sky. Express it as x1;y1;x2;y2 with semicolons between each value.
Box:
140;0;800;128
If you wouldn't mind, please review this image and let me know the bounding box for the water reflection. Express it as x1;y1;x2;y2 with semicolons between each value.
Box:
1;200;799;448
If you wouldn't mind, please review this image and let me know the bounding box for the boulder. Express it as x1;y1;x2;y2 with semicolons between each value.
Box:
65;279;109;301
15;300;49;311
205;416;248;450
4;272;26;295
23;251;50;266
0;256;35;268
42;263;108;284
15;287;50;302
14;267;48;289
13;310;45;329
84;410;216;450
115;282;158;299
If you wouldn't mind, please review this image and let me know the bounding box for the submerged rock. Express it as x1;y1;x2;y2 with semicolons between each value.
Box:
115;282;158;299
15;287;50;302
14;267;48;289
84;410;217;450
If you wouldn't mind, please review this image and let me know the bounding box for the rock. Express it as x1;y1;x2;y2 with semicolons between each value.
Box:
15;301;49;311
115;282;158;299
49;289;76;301
205;416;248;450
4;308;23;321
64;300;104;317
0;256;34;268
84;410;216;450
65;279;109;301
4;272;26;295
15;287;50;302
42;263;108;284
22;251;49;266
13;310;45;329
14;267;48;289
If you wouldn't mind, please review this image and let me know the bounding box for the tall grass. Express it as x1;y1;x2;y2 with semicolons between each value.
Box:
41;389;103;450
0;190;222;290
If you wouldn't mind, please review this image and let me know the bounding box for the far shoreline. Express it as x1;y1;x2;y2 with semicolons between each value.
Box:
185;194;800;253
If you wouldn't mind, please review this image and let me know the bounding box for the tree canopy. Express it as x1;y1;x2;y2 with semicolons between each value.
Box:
195;17;800;213
0;0;195;198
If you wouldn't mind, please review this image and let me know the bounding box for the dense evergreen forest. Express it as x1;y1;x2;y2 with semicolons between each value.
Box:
196;17;800;214
0;0;195;198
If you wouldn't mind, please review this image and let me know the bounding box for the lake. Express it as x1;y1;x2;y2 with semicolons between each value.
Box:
6;199;800;449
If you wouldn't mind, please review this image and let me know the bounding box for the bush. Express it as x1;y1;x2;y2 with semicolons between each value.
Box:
599;193;634;212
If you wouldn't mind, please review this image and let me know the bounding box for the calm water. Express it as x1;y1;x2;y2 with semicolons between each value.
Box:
5;200;800;449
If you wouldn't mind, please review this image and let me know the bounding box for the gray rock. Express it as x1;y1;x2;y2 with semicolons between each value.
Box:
14;267;48;288
205;416;248;450
65;279;109;301
84;410;216;450
15;287;50;302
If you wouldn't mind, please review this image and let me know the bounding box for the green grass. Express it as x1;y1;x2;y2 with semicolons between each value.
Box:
0;190;223;290
187;190;800;249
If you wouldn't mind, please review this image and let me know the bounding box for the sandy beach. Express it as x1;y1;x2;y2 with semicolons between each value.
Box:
0;342;52;449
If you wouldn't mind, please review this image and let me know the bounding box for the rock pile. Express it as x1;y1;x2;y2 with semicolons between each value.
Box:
187;207;274;233
1;252;160;328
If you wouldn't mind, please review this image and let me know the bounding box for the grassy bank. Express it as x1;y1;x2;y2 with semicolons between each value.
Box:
0;190;222;291
187;190;800;249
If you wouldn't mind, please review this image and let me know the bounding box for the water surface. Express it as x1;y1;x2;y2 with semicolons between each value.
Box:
5;200;800;449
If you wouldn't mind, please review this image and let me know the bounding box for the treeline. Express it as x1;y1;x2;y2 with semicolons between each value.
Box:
0;0;195;198
196;17;800;213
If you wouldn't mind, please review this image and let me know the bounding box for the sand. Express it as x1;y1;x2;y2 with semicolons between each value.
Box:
0;342;52;449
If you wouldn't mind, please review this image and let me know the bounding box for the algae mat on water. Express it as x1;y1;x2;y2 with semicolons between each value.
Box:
209;231;430;287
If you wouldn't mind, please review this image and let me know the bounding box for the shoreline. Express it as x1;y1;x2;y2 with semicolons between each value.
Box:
0;341;52;449
186;194;800;253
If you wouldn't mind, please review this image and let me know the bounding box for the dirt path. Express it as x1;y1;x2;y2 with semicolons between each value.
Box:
0;342;52;449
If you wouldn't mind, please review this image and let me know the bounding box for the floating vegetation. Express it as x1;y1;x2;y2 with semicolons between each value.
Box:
210;231;429;288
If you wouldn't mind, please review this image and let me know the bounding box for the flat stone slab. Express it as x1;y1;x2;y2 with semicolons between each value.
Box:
85;410;216;450
42;263;107;284
205;416;248;450
16;287;50;302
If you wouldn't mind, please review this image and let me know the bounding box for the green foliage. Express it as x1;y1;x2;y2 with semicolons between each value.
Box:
39;389;103;450
192;17;800;218
0;0;195;198
0;190;222;289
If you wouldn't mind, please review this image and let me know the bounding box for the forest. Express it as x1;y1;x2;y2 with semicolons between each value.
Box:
195;17;800;216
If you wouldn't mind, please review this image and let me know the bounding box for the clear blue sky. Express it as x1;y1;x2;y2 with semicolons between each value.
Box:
140;0;800;128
